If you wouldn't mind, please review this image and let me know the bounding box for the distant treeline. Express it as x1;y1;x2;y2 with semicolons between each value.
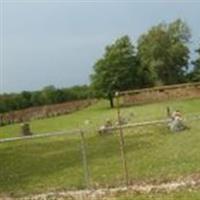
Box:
0;85;94;113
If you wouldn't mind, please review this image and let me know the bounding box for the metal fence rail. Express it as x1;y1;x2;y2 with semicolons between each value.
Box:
0;129;80;143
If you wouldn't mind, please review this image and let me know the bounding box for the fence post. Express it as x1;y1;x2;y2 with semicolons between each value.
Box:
115;92;129;187
80;129;90;189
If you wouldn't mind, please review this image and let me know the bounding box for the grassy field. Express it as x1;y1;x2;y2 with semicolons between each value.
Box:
0;98;200;198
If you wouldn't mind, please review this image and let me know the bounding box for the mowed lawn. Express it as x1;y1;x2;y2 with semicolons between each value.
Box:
0;98;200;197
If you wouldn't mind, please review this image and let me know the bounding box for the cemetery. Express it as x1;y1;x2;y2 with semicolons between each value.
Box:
0;92;200;199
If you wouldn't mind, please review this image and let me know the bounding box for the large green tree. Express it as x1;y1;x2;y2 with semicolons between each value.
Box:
190;47;200;81
137;19;191;86
90;35;138;108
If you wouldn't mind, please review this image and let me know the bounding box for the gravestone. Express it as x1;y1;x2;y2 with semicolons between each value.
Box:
21;123;32;136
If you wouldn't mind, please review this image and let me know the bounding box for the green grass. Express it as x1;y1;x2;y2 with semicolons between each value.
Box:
1;98;199;138
0;98;200;197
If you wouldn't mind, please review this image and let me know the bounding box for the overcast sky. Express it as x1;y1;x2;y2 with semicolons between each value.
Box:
0;0;200;93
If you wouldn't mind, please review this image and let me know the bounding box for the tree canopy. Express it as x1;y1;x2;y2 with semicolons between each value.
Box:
90;19;194;107
190;47;200;82
90;35;138;107
137;19;191;86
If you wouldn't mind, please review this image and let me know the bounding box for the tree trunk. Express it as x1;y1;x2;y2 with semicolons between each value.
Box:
108;94;114;108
